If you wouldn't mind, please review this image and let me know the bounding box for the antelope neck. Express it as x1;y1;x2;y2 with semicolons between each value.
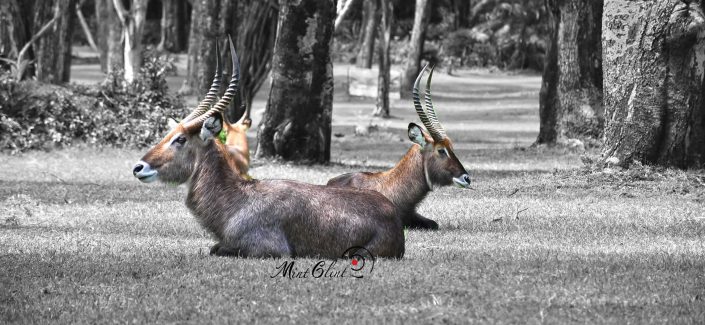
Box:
383;145;432;206
187;141;248;239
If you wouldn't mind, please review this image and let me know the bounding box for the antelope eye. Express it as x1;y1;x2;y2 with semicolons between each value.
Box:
438;148;448;157
173;136;187;145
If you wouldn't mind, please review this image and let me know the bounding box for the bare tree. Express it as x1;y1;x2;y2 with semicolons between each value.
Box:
33;0;76;84
0;0;28;64
256;0;336;163
399;0;431;98
226;0;278;118
158;0;189;52
75;0;98;52
355;0;379;69
536;0;603;145
112;0;148;83
373;0;393;118
180;0;221;96
181;0;277;119
601;0;705;168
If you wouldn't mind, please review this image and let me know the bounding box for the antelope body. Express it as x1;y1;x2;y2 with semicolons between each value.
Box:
327;66;471;230
132;39;404;258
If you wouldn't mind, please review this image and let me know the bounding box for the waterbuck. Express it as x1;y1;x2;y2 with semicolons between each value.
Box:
327;65;471;230
132;40;404;259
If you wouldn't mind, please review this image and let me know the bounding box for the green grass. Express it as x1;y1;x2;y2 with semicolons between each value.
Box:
2;69;705;323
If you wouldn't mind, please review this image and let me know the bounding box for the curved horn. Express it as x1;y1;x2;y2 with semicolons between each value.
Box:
183;39;223;122
412;63;444;141
423;65;447;140
184;35;241;130
412;64;433;131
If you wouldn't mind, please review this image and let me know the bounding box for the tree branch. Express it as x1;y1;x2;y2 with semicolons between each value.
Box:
335;0;358;30
76;1;99;52
15;4;61;78
111;0;128;28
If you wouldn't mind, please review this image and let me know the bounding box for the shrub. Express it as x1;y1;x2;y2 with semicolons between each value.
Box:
0;49;187;153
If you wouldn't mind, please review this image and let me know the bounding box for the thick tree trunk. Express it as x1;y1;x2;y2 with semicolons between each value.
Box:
536;0;603;145
159;0;188;52
602;0;705;168
33;0;76;84
399;0;431;99
256;0;335;163
180;0;222;96
373;0;392;118
355;0;378;69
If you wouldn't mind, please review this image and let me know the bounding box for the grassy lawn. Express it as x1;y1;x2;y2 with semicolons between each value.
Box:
2;67;704;323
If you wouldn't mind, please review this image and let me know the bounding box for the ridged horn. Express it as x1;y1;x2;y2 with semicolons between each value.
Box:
183;35;242;131
183;40;223;122
412;63;444;141
412;64;433;130
423;65;447;140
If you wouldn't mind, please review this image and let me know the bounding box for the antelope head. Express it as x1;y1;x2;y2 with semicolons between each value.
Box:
410;64;471;190
132;37;241;184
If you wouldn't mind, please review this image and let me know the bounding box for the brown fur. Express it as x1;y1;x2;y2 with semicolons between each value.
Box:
223;114;252;177
327;125;469;230
137;116;405;259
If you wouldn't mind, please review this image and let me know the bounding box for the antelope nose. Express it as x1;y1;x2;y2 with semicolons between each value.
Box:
133;161;158;182
462;174;471;184
133;163;144;176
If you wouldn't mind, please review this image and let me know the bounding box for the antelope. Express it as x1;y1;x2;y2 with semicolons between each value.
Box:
327;65;471;230
132;39;405;259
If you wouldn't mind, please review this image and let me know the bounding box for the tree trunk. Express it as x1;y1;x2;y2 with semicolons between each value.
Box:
355;0;378;69
453;0;470;29
0;0;28;63
223;0;278;123
373;0;392;118
159;0;188;52
180;0;222;96
536;0;603;145
399;0;431;99
33;0;76;84
112;0;148;83
105;0;123;75
256;0;335;163
602;0;705;168
95;0;109;72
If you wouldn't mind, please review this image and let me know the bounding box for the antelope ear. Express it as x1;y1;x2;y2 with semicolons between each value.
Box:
167;118;179;130
408;123;428;146
200;115;223;142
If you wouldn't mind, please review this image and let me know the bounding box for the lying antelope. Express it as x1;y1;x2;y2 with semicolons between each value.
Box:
132;39;404;258
327;65;471;230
